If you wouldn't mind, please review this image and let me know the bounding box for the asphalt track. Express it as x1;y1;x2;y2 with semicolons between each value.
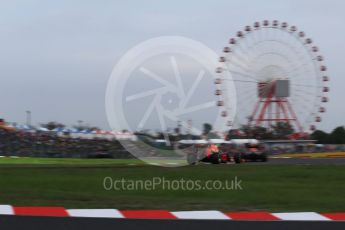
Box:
145;156;345;166
0;215;344;230
266;157;345;165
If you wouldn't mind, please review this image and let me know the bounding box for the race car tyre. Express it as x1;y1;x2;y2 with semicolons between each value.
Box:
209;153;220;164
260;153;268;162
234;154;241;164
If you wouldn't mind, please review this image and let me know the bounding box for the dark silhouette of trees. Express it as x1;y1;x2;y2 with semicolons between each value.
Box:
271;122;294;139
202;123;220;139
41;121;65;131
311;130;329;144
202;123;213;136
329;126;345;144
311;126;345;144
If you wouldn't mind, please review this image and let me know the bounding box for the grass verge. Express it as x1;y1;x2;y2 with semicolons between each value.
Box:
0;157;344;212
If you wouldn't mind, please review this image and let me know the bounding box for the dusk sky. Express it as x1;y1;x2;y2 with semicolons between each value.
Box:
0;0;343;132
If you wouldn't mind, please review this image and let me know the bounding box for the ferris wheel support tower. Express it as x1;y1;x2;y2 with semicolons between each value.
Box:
249;79;303;132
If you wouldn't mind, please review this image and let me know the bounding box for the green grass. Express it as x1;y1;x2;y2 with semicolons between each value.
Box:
0;157;143;166
0;157;344;212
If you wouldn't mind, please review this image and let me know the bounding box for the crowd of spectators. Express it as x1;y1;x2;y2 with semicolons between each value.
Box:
0;128;132;158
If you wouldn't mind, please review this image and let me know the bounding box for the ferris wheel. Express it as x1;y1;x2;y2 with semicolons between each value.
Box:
215;20;329;133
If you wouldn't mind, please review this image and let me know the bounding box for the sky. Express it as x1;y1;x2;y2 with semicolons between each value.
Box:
0;0;343;132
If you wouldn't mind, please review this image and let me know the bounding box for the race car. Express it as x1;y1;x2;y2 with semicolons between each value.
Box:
179;139;268;165
230;141;268;163
178;139;225;165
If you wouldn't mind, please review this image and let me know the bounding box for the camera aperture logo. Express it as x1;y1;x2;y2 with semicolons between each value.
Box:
103;176;243;191
105;36;236;167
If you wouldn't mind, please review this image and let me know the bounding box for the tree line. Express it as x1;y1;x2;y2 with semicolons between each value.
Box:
310;126;345;144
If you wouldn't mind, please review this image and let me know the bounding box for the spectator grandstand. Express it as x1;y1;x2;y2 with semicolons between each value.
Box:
0;126;132;158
